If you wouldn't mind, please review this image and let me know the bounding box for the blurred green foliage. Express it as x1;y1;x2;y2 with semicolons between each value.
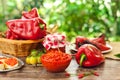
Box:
0;0;120;42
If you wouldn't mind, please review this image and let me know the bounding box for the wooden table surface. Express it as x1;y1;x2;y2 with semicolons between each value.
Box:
0;42;120;80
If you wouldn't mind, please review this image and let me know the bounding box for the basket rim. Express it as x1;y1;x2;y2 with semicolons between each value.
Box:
0;38;44;43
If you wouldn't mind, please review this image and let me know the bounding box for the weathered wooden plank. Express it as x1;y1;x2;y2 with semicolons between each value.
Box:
1;42;120;80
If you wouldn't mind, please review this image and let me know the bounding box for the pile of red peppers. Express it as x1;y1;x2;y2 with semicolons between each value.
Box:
75;34;106;67
6;8;46;40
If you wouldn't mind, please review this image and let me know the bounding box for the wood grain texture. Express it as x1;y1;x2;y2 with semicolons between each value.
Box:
1;42;120;80
104;42;120;60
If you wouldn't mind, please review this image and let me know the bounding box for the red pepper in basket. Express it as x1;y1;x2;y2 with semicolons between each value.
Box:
75;44;105;67
6;8;46;40
22;8;39;19
6;18;46;40
6;29;19;39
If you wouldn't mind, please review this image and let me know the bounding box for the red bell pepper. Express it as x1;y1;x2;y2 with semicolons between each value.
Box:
6;17;46;40
6;29;19;39
90;34;106;45
90;41;110;51
75;44;105;67
76;36;88;49
75;34;110;51
22;8;39;19
6;8;46;40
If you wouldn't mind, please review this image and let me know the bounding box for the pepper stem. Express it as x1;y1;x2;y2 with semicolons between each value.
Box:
80;54;86;66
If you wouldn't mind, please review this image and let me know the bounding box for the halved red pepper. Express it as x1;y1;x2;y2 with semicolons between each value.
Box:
75;44;105;67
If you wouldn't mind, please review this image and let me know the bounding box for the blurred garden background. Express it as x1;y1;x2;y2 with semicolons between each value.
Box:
0;0;120;41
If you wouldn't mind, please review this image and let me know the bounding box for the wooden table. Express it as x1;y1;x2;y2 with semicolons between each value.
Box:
0;42;120;80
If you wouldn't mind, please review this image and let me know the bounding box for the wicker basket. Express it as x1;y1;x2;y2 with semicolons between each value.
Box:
0;38;44;57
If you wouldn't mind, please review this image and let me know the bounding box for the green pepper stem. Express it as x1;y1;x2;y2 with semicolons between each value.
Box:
80;54;86;66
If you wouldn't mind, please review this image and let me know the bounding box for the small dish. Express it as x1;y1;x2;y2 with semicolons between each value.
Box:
66;43;77;56
66;43;112;55
0;53;24;72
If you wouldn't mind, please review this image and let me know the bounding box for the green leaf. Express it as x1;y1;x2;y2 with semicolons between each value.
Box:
114;53;120;58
